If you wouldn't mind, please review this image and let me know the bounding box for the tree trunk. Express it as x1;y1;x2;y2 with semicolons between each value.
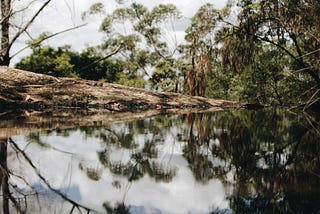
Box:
1;0;11;66
0;139;9;213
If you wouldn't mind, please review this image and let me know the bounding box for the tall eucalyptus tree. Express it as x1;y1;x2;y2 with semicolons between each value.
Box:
84;2;180;90
183;3;221;96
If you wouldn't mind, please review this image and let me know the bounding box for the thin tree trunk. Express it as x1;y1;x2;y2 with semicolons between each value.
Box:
1;0;52;66
1;0;11;66
0;139;9;213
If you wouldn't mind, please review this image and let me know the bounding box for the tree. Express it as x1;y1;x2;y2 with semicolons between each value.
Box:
84;2;180;90
1;0;86;67
216;0;320;105
182;4;221;96
96;119;177;183
16;45;74;77
16;44;124;81
179;109;320;212
0;0;52;66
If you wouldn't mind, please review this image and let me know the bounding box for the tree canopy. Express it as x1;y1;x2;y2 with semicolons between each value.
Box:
14;0;320;107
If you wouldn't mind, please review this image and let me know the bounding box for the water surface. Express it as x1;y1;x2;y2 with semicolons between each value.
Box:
1;108;320;213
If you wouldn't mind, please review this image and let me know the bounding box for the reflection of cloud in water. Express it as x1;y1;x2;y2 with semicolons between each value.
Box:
125;162;229;213
62;185;82;202
130;205;162;214
31;183;81;202
8;126;230;213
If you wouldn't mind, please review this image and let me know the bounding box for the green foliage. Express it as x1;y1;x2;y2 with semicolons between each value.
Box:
81;2;105;20
211;0;320;105
100;17;112;33
150;59;177;91
15;45;75;77
88;2;105;14
27;32;52;48
205;66;234;99
116;73;146;88
15;45;124;82
14;1;320;105
95;2;181;91
70;47;123;82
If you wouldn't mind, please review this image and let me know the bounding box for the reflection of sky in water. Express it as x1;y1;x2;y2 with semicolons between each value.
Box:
4;109;320;213
31;182;82;201
9;125;230;213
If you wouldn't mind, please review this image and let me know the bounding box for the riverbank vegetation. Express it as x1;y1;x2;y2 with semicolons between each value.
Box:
2;0;320;110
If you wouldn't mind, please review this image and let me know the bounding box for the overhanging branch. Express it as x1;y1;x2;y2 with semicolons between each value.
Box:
216;21;320;86
77;45;122;72
11;23;88;59
8;0;52;54
8;138;95;213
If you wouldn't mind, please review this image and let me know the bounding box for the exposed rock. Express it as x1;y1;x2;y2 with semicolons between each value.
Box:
0;66;247;138
0;66;242;111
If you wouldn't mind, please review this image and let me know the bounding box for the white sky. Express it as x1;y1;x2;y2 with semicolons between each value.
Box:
11;0;228;65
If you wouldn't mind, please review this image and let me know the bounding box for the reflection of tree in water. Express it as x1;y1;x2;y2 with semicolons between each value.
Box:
0;138;93;213
1;109;320;213
219;109;320;182
180;108;320;212
56;118;177;183
98;141;176;183
0;139;20;213
229;190;320;214
0;116;177;213
96;118;177;183
182;113;216;183
103;202;130;214
84;117;177;212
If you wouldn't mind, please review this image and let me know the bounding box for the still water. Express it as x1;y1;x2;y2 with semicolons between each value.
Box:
1;108;320;213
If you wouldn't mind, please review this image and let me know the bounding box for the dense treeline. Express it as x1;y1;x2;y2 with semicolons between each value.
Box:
16;45;128;83
15;0;320;107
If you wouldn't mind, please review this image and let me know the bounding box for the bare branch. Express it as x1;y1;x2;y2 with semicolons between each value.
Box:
8;138;96;213
77;45;123;72
8;0;52;54
296;48;320;59
10;0;38;17
303;89;320;112
11;23;87;59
